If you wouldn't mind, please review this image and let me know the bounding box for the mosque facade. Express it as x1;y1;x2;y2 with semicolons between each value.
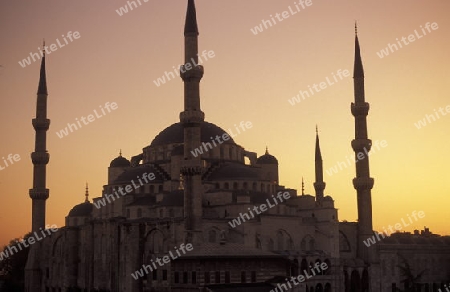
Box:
24;1;450;291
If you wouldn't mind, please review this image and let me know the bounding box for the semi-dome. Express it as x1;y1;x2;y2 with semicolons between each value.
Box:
151;121;235;147
256;148;278;165
207;163;260;180
113;165;167;184
68;202;93;217
110;153;131;168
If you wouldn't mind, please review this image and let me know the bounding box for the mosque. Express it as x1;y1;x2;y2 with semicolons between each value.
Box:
24;1;450;291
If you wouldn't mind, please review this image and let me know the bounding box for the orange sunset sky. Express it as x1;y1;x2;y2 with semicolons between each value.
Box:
0;0;449;248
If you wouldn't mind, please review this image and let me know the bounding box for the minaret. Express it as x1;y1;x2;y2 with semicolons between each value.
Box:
313;126;325;205
29;44;50;232
180;0;204;245
351;25;374;262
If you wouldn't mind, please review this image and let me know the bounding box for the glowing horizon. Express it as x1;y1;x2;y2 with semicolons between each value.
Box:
0;0;449;247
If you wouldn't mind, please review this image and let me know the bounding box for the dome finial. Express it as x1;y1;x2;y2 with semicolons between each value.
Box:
85;182;89;203
302;177;305;196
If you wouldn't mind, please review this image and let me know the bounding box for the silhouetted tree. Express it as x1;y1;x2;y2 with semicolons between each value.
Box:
0;233;32;292
395;253;427;292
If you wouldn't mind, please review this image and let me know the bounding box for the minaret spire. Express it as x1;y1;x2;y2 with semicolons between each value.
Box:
38;40;48;95
29;45;50;232
354;23;364;80
313;126;325;205
180;0;204;245
184;0;199;36
351;27;374;263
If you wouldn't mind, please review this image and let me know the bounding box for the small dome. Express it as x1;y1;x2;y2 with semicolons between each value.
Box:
68;202;93;217
256;148;278;165
110;152;131;168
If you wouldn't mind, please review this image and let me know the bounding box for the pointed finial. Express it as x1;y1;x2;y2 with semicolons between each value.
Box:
119;149;122;157
353;23;364;78
302;177;305;196
265;146;269;155
37;41;48;95
316;125;319;136
43;39;46;54
85;182;89;203
184;0;199;36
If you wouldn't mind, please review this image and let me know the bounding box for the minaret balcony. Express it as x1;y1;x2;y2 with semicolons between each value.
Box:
351;139;372;152
31;152;50;164
32;118;50;130
180;111;205;124
352;177;374;190
29;188;49;200
181;65;204;81
351;102;370;116
314;181;326;190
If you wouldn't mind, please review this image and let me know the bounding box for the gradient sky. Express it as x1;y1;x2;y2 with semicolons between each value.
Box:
0;0;449;247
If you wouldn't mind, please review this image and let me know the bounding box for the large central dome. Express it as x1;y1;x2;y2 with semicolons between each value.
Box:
150;121;236;147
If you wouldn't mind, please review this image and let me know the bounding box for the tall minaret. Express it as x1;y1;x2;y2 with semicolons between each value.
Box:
351;25;374;262
29;45;50;232
313;126;325;205
180;0;204;245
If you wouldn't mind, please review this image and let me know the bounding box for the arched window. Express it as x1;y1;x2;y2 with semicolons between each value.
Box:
302;235;315;251
362;269;369;292
145;230;165;255
324;283;331;292
224;182;229;189
252;182;257;190
169;209;174;217
158;185;163;193
292;259;299;276
309;238;315;251
150;185;155;194
300;259;308;274
351;270;361;292
344;270;350;292
159;209;164;218
277;231;284;250
233;182;238;190
315;283;323;292
339;231;351;252
215;183;220;189
137;208;142;218
243;182;248;190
